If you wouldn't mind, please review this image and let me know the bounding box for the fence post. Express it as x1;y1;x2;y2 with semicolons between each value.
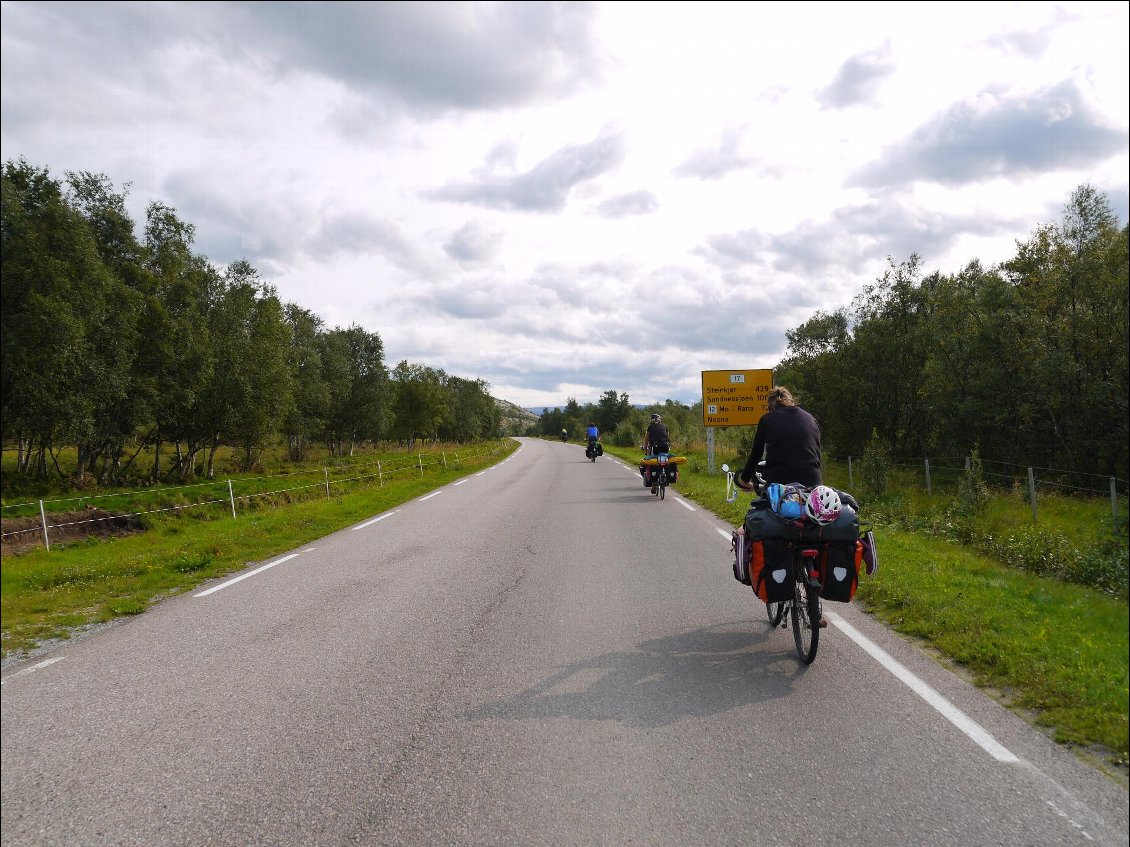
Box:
1112;477;1119;522
966;455;971;472
848;457;854;489
442;452;447;468
418;454;424;477
925;458;932;496
1027;467;1038;523
228;479;237;519
39;499;50;551
378;460;383;486
324;467;330;497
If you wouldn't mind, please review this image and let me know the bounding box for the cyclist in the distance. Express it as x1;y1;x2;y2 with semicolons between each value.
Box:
641;413;671;492
586;421;600;448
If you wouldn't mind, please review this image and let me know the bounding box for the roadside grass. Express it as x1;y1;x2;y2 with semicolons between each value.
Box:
1;440;518;659
601;442;1129;772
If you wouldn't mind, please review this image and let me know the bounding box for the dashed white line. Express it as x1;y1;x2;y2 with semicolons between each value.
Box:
194;553;303;597
716;528;732;539
2;656;65;685
419;491;442;501
674;497;696;511
453;479;468;486
352;510;400;530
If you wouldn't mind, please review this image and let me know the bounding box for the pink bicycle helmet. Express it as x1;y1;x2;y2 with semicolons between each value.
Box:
805;485;842;525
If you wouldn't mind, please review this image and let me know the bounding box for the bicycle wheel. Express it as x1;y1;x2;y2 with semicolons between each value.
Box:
790;574;819;664
659;479;666;499
766;600;785;627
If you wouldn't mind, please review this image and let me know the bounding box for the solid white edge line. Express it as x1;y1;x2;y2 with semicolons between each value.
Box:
830;613;1020;763
194;553;302;598
674;497;695;511
2;656;65;685
352;510;399;531
716;528;731;538
419;491;442;501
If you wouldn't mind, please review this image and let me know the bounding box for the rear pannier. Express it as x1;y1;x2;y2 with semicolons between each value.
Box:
750;537;794;604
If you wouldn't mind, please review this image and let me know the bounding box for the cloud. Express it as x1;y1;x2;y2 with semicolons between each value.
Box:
817;43;895;108
697;199;1021;277
594;190;659;218
672;128;756;180
0;1;606;140
851;79;1129;188
235;1;607;114
426;128;626;211
443;221;504;265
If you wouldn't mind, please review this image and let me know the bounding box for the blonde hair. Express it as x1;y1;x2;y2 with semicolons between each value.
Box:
767;386;797;409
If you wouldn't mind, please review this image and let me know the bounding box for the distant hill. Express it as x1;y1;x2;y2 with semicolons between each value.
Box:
495;397;540;434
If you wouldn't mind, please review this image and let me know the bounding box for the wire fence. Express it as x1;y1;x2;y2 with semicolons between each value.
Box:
837;454;1127;524
1;442;509;551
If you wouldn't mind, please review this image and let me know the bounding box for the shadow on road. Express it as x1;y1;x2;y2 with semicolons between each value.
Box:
464;622;806;729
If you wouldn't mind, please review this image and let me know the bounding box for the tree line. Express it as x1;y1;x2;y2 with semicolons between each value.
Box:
776;185;1128;480
535;186;1128;482
1;159;502;486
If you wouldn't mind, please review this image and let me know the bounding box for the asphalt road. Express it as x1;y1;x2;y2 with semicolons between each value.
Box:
2;437;1127;846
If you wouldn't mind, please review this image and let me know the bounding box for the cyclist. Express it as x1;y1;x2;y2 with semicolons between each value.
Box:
560;428;568;443
734;386;827;626
641;413;671;492
586;421;599;447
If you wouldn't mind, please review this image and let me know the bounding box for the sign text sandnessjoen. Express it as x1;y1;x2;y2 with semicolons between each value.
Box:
701;369;773;427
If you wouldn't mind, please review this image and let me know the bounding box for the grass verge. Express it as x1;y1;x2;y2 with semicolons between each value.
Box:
602;443;1129;775
1;440;518;660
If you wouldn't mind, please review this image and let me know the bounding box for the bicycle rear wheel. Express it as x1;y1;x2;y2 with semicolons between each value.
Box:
790;575;819;664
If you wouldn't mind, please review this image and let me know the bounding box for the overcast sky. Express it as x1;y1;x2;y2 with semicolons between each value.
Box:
2;1;1127;408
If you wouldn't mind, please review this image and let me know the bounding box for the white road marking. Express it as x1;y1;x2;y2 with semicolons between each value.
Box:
419;491;442;501
194;553;303;597
716;528;732;539
352;510;400;530
829;613;1020;763
453;479;468;486
2;656;65;685
674;497;695;511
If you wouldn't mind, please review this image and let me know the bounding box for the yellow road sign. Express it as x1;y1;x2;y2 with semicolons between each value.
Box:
701;369;773;427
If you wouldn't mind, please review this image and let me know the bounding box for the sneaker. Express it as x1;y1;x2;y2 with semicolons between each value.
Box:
651;485;657;494
817;616;829;628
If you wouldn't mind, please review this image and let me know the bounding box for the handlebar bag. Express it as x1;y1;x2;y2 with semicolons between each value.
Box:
751;537;793;604
818;540;862;602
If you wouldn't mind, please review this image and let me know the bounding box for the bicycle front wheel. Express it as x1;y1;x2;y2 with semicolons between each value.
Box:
790;575;819;664
766;600;785;627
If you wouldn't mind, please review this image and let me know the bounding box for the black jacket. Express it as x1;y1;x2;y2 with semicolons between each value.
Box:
740;405;822;488
645;421;670;451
